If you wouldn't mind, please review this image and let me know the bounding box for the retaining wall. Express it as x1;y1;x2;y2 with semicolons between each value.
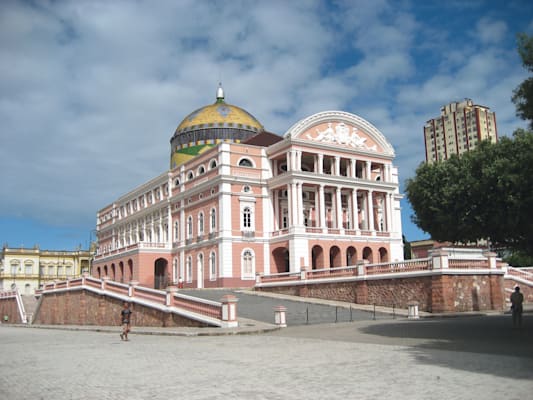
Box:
257;273;505;313
33;289;210;327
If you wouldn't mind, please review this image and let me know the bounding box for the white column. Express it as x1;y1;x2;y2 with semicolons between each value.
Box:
365;161;371;180
287;183;293;226
318;154;323;174
297;151;302;171
368;190;375;232
297;182;303;226
352;188;359;230
350;158;357;178
335;187;342;229
286;151;291;172
385;164;391;182
386;193;393;232
334;156;340;176
319;184;326;229
167;207;172;244
272;189;279;231
314;186;320;227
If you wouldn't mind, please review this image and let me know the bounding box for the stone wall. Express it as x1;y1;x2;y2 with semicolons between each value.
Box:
257;273;505;313
33;289;210;327
0;297;22;324
504;279;533;303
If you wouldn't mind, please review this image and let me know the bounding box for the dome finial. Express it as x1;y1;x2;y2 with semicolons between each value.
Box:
216;82;225;103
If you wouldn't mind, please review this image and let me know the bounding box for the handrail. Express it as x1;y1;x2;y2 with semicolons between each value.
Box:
34;275;233;326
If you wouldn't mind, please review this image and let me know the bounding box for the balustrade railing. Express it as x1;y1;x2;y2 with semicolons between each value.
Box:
256;251;500;286
34;274;233;326
506;266;533;284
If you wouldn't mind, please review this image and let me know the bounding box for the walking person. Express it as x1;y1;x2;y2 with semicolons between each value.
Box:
510;286;524;329
120;302;132;341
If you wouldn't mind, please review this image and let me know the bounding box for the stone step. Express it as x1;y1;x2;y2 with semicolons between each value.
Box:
20;295;38;315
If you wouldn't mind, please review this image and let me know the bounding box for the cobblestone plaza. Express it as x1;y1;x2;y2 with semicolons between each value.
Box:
1;314;531;400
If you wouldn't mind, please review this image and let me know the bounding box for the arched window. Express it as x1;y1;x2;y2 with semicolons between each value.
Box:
187;216;193;238
243;207;251;229
209;159;218;169
186;256;192;282
174;178;180;187
210;208;216;233
242;185;251;193
239;158;253;167
209;251;216;280
198;212;204;235
174;221;179;241
187;171;194;181
241;249;255;279
198;165;206;175
173;257;178;282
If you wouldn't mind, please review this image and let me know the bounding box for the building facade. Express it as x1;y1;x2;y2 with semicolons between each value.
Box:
424;98;498;163
92;86;404;289
0;246;90;294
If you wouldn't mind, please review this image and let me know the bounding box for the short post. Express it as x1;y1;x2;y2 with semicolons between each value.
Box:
431;249;449;270
128;281;139;297
300;266;307;280
165;286;178;306
274;305;287;327
407;301;420;320
357;259;369;276
255;273;262;285
101;276;110;291
220;295;238;328
482;251;497;269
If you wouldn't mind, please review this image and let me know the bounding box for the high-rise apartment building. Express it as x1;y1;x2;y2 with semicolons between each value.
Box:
423;99;498;162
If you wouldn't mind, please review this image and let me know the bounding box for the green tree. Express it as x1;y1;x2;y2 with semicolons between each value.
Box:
405;130;533;254
512;33;533;128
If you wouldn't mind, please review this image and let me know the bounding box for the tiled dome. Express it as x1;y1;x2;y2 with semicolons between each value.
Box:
170;84;264;169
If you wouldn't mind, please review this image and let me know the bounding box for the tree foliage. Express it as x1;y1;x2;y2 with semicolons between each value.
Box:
405;130;533;254
512;33;533;128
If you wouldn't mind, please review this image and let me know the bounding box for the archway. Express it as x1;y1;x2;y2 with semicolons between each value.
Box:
311;245;324;270
127;259;133;282
111;263;116;281
154;258;168;289
346;246;357;266
119;261;124;283
329;246;341;268
96;267;101;279
272;247;289;273
103;265;108;277
363;247;373;263
379;247;388;263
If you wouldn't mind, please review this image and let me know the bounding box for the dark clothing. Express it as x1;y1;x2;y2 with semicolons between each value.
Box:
510;291;524;328
121;308;132;324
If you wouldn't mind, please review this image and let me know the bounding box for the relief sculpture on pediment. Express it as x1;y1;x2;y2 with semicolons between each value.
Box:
306;122;377;151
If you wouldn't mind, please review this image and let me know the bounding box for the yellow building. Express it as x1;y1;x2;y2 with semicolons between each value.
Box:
424;99;498;163
0;246;90;295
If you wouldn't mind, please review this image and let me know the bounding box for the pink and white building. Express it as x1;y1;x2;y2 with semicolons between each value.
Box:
92;86;404;289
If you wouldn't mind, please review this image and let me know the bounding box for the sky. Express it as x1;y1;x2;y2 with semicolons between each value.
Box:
1;0;532;251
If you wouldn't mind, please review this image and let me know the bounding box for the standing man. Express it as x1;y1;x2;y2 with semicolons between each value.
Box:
120;302;132;341
510;286;524;328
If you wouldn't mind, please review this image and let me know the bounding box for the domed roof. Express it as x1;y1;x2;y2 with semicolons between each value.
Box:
174;86;263;134
169;84;264;169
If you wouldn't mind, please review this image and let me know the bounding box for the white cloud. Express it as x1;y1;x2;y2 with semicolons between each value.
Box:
0;0;529;243
474;17;508;44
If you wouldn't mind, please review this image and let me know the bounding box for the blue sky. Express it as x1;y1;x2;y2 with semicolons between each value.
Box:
1;0;532;251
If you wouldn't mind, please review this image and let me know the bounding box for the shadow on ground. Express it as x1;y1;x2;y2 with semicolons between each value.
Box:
359;314;533;380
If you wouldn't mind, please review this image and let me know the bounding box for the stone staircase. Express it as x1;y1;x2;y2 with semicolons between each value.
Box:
20;294;39;324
